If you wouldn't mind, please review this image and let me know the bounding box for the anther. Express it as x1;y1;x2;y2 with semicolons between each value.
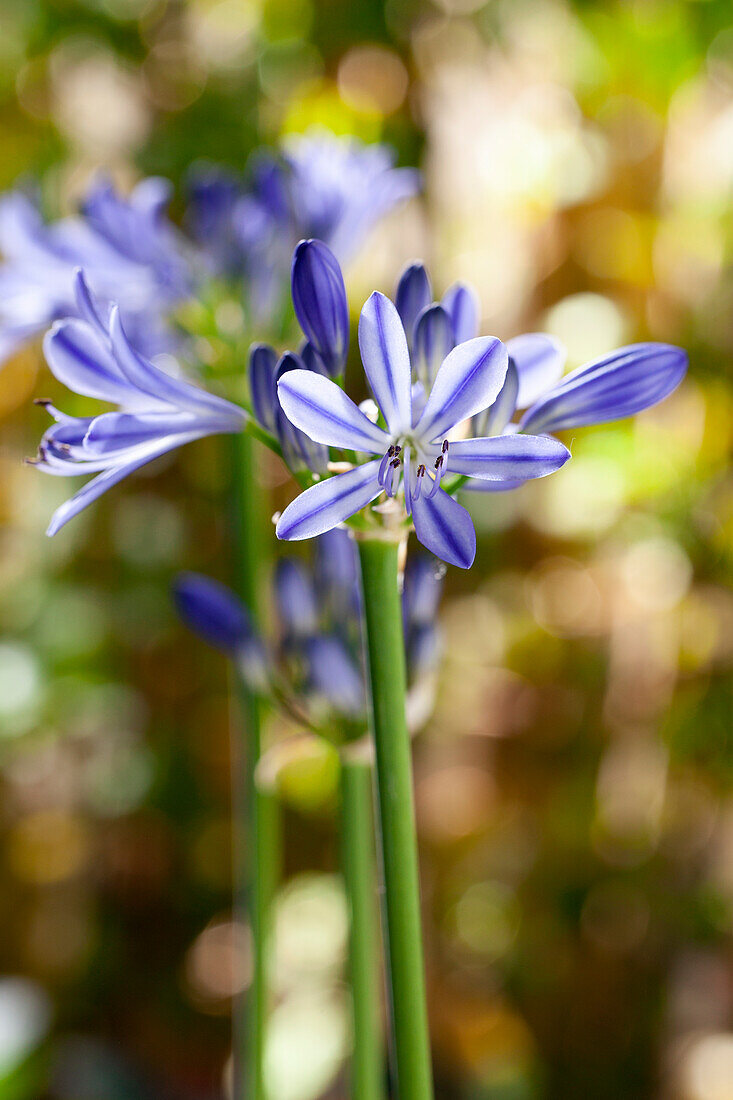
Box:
417;464;426;477
389;457;400;468
442;439;449;454
434;454;443;470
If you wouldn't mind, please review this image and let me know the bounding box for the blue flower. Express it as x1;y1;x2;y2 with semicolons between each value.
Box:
186;130;419;323
31;272;246;535
0;178;193;366
274;256;570;569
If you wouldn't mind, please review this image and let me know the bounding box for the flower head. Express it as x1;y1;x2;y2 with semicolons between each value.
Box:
275;248;570;569
0;177;192;366
186;129;419;323
31;271;246;535
174;533;443;722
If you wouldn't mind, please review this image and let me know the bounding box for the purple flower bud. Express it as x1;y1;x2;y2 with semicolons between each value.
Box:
248;343;278;432
413;304;455;388
291;239;349;378
174;573;269;689
441;282;479;344
395;263;432;349
304;634;365;717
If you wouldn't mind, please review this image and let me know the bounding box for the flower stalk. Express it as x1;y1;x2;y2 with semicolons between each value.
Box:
230;432;276;1100
340;751;384;1100
357;536;434;1100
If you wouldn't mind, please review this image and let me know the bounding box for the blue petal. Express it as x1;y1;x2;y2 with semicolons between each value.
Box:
411;486;476;569
358;292;413;436
520;343;688;434
314;529;359;607
173;572;254;653
83;411;213;456
45;439;178;536
406;623;441;680
291;239;349;378
275;352;330;472
476;358;519;436
109;308;243;422
506;333;565;408
249;343;278;431
395;262;432;348
276;461;383;542
413;304;455;389
403;554;443;627
304;634;365;717
274;559;319;638
415;336;508;443
448;433;570;480
277;368;388;453
43;319;140;407
441;282;479;344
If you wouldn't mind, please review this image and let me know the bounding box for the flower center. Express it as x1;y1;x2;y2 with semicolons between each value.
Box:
377;438;450;504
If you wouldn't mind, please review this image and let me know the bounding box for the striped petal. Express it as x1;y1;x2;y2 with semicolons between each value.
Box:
520;343;688;434
413;304;454;389
276;461;383;542
415;337;508;443
395;262;432;348
448;433;570;480
507;333;565;409
277;369;388;453
411;486;476;569
291;239;349;378
441;282;479;344
358;292;412;436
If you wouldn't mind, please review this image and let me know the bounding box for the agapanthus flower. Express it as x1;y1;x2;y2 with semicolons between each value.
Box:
174;533;443;723
186;129;418;322
274;244;571;569
31;271;246;535
0;177;193;365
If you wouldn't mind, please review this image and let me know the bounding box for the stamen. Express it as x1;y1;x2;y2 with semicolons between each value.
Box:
414;463;425;503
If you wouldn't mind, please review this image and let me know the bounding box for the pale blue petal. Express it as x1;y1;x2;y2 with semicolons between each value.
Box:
83;411;214;456
415;336;508;443
43;319;139;406
276;461;383;541
411;486;476;569
506;333;566;408
304;634;365;716
277;369;388;453
448;433;570;480
274;559;319;637
357;292;412;436
476;358;519;436
520;342;688;433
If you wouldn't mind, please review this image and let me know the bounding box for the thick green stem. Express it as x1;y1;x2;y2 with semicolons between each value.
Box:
230;432;276;1100
356;538;434;1100
340;753;384;1100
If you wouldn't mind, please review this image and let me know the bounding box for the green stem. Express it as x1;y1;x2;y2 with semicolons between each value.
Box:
356;538;434;1100
340;753;384;1100
230;432;276;1100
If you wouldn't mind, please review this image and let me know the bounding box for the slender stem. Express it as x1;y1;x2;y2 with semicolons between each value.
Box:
340;753;384;1100
356;538;434;1100
230;432;276;1100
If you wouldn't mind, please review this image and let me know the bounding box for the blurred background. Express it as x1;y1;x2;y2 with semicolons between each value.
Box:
0;0;732;1097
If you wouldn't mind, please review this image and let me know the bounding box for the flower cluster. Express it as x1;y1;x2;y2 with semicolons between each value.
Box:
174;530;443;726
273;242;572;568
269;244;688;566
0;177;192;366
31;271;246;535
186;129;419;322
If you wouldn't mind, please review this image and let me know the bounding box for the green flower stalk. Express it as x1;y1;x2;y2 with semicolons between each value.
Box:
357;537;434;1100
